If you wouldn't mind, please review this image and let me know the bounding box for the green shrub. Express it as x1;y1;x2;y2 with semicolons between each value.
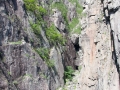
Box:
35;48;54;68
23;0;47;20
64;66;74;81
35;6;47;21
35;48;49;60
24;0;47;36
46;25;65;45
30;21;41;36
38;6;47;15
51;2;68;21
23;0;36;12
47;60;54;68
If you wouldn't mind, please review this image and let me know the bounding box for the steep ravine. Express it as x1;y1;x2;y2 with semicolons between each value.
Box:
61;0;120;90
0;0;120;90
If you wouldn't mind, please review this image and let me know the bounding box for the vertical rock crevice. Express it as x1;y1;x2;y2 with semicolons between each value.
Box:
102;0;120;81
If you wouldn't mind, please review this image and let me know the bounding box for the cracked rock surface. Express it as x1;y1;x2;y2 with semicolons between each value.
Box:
61;0;120;90
0;0;120;90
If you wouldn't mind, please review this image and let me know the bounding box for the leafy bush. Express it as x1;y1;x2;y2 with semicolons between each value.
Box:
38;6;47;15
35;6;47;21
23;0;47;20
24;0;47;36
35;48;49;60
64;66;74;81
35;48;54;68
46;25;65;45
23;0;36;12
30;21;41;36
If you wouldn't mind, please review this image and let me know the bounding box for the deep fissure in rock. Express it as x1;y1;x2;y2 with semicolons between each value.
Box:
74;44;80;51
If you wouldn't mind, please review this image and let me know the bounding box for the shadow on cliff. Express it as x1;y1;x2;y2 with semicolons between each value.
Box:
0;48;4;60
111;30;120;77
102;0;120;82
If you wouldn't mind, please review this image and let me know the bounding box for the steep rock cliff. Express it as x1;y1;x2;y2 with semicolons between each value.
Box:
0;0;120;90
0;0;77;90
61;0;120;90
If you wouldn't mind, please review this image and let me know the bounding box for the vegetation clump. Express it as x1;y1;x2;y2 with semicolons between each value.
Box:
51;0;83;34
46;24;66;45
23;0;36;12
30;21;41;36
64;66;74;82
51;2;68;21
51;2;70;31
68;0;83;34
23;0;47;17
69;18;79;31
35;47;54;68
24;0;47;36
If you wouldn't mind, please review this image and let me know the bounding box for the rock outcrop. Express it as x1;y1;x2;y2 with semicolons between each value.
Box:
0;0;76;90
0;0;120;90
61;0;120;90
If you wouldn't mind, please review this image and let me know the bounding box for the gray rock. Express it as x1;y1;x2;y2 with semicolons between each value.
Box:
70;34;79;45
67;2;76;21
51;9;65;31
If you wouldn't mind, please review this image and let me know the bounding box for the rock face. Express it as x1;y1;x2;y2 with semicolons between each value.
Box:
52;9;65;31
0;0;76;90
0;0;120;90
62;0;120;90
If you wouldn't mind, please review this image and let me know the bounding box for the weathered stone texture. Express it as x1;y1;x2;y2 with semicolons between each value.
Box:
61;0;120;90
1;0;120;90
0;0;76;90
